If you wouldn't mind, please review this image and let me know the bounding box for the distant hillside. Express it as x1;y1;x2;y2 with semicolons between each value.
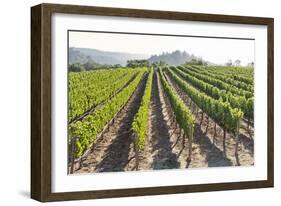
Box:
148;50;199;65
69;48;211;67
69;47;149;66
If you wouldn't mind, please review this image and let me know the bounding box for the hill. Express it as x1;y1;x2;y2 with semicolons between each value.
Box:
69;47;149;66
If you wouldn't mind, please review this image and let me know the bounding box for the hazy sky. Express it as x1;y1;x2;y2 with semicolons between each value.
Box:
69;31;255;66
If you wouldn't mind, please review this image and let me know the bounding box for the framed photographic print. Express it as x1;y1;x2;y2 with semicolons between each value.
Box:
31;3;274;202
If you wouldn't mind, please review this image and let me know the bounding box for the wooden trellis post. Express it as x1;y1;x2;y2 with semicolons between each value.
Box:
70;136;77;174
235;120;241;166
187;126;193;162
133;133;140;171
205;116;209;134
213;123;217;145
182;129;185;149
200;112;204;126
223;129;226;156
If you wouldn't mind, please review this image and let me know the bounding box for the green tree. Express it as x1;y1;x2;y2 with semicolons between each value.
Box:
69;63;85;72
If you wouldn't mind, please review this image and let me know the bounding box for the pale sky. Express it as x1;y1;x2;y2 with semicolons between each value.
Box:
69;31;255;66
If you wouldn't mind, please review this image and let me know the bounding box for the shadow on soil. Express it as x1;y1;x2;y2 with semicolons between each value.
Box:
150;73;180;170
93;76;147;172
194;124;233;167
